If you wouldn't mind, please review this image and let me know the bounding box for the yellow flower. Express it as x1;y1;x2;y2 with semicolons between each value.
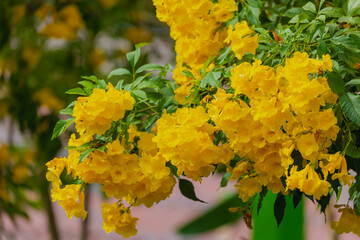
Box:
101;202;138;238
286;164;330;200
12;164;29;183
40;5;85;40
331;206;360;237
51;184;87;220
32;88;65;113
224;21;258;60
235;176;262;202
73;83;134;138
0;143;10;168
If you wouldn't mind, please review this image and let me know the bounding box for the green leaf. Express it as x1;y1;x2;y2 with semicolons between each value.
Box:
316;194;330;214
127;43;146;68
81;75;99;84
166;162;179;178
217;46;231;65
257;187;268;215
292;189;303;210
115;80;124;90
182;70;194;79
131;89;147;99
220;172;231;188
274;194;286;227
51;118;74;140
340;92;360;127
303;2;317;13
326;72;345;96
133;75;147;88
317;39;327;57
108;68;131;79
200;71;221;88
283;7;303;17
289;12;310;24
65;88;87;96
178;193;246;234
203;56;216;70
144;115;157;132
345;79;360;86
98;79;107;89
179;178;207;203
78;80;94;90
59;108;73;116
79;148;93;163
135;63;163;74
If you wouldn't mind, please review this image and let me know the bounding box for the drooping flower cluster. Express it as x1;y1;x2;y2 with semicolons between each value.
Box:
47;83;176;238
331;206;360;236
153;0;239;104
206;52;349;201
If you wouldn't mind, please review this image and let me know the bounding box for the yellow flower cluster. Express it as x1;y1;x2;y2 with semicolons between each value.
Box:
206;52;350;201
0;143;36;202
47;133;175;237
39;4;85;40
102;202;138;238
47;81;178;237
153;0;238;104
73;83;134;139
331;206;360;237
224;21;258;60
153;107;233;181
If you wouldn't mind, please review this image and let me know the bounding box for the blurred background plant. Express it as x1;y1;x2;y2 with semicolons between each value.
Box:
0;1;172;239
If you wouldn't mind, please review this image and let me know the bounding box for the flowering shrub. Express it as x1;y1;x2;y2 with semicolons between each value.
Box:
49;0;360;238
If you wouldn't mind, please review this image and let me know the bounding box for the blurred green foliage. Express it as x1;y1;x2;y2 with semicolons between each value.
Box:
0;0;171;238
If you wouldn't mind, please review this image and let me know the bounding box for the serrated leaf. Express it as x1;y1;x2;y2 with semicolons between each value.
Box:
303;2;317;13
65;88;87;96
81;75;99;84
326;72;345;96
203;56;216;70
127;44;145;68
108;68;131;79
317;39;327;57
274;194;286;227
159;96;174;109
340;92;360;127
115;80;124;90
345;79;360;86
179;178;207;203
78;80;94;89
98;79;107;89
144;115;157;132
79;148;93;163
146;92;162;100
131;89;147;99
133;75;147;88
217;46;231;65
220;172;231;187
283;7;303;17
200;71;221;88
59;108;73;116
51;118;74;140
136;63;163;74
182;70;194;79
178;193;245;234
